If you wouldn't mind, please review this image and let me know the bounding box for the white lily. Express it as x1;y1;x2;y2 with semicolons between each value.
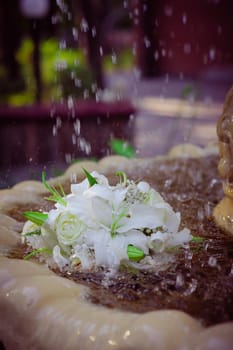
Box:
22;170;192;272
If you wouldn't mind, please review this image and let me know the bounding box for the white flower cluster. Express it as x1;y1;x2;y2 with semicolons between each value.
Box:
22;171;192;271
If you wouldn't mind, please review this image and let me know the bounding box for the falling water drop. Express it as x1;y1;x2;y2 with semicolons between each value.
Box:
67;96;74;110
217;25;222;35
184;43;191;55
175;273;184;289
182;13;187;24
161;49;166;57
154;51;159;61
99;46;104;56
83;89;90;99
73;119;81;135
208;256;217;267
65;153;72;164
144;37;151;48
164;5;173;16
56;0;68;14
123;0;128;9
209;48;216;61
72;27;78;41
134;7;139;16
72;134;76;145
92;26;97;38
59;40;67;49
111;51;117;64
80;18;89;32
74;79;82;87
143;3;147;12
51;14;62;24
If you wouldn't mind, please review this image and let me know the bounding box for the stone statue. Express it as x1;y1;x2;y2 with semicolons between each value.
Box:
214;85;233;233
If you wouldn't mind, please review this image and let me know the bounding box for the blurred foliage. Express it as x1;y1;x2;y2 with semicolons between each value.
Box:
103;48;135;72
110;138;136;158
0;37;135;106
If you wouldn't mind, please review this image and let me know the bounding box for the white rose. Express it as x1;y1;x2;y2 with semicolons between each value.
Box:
55;211;86;248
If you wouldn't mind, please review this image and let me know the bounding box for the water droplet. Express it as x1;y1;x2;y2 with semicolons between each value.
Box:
56;117;62;128
208;256;217;267
209;48;216;60
67;12;72;21
91;83;97;93
175;272;184;288
154;51;159;60
59;40;67;49
209;178;219;189
203;54;208;64
184;43;191;54
184;278;197;296
217;25;222;35
80;18;89;32
52;125;57;136
204;201;212;218
73;119;81;135
70;71;76;80
65;153;72;164
92;26;97;37
164;5;173;16
197;207;205;222
55;60;67;71
56;0;68;13
133;67;141;80
170;31;175;39
51;14;62;24
72;134;76;145
99;46;104;56
70;172;77;183
72;27;78;41
161;49;166;57
74;79;82;87
132;44;137;56
182;13;187;24
168;49;173;58
78;137;91;155
144;36;151;48
134;8;139;16
83;89;90;99
111;51;117;64
67;96;74;110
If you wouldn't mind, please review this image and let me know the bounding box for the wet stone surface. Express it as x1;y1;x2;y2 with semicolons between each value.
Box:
8;155;233;326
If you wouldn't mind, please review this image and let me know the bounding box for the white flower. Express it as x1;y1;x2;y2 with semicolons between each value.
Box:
22;170;192;272
53;245;69;269
22;221;43;248
55;211;86;249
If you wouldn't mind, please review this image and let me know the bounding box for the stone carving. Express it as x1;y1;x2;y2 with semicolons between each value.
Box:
214;85;233;233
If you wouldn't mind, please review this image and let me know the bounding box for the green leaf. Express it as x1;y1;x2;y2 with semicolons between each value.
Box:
127;245;145;262
110;138;136;158
115;171;127;185
82;168;98;187
24;229;41;236
23;211;48;226
42;171;67;206
24;247;52;261
181;84;194;98
191;236;204;243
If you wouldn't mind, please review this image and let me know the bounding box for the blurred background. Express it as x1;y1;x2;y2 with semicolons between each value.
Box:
0;0;233;187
